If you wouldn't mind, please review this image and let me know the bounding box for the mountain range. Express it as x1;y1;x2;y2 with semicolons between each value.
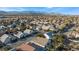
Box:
0;10;63;16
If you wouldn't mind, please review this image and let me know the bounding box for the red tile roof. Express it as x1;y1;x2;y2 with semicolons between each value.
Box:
16;43;35;51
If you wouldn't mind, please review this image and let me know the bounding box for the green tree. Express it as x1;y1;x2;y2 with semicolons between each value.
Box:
2;45;12;51
46;34;65;51
53;35;64;50
20;23;26;32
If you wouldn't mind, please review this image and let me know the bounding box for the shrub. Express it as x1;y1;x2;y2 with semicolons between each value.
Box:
36;34;45;38
3;45;12;51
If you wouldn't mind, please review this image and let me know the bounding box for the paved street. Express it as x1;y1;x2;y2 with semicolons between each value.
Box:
9;32;40;49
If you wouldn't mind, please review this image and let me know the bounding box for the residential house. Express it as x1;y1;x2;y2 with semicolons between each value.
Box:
0;25;6;29
30;37;48;48
5;35;18;44
0;25;6;31
49;25;55;31
28;42;46;51
23;29;31;34
42;25;50;31
44;32;54;40
15;42;35;51
0;34;18;44
20;33;29;39
7;25;11;28
14;42;45;51
43;32;54;46
0;30;6;37
14;31;23;38
11;23;16;28
75;34;79;38
35;26;42;31
0;34;9;44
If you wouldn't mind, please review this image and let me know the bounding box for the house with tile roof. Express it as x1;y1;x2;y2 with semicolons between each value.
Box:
30;37;48;48
16;43;35;51
11;42;46;51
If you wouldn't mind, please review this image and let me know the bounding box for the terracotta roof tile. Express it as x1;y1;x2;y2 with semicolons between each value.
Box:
16;43;35;51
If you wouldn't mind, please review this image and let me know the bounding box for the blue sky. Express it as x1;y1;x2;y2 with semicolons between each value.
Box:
0;7;79;15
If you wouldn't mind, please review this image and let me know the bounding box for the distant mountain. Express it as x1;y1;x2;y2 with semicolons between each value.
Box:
0;11;7;15
0;11;64;16
6;11;49;15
